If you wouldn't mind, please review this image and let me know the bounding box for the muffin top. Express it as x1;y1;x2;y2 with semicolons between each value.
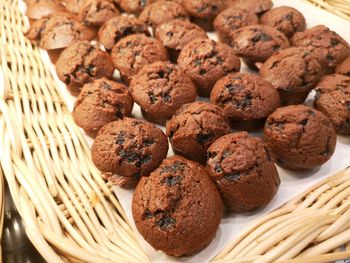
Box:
25;0;66;19
118;0;156;14
79;0;120;27
336;57;350;77
182;0;227;19
229;0;273;14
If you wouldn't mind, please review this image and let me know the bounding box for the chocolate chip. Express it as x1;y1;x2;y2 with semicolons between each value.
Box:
116;131;126;145
277;123;285;130
211;5;218;12
101;81;112;90
300;119;308;126
235;95;253;109
161;175;182;186
140;0;147;8
158;71;165;78
222;149;230;159
160;162;186;173
143;209;153;219
264;146;272;162
156;216;176;230
119;150;140;163
207;151;217;160
226;84;242;93
139;154;152;165
115;108;124;119
331;39;340;46
228;15;242;21
214;164;222;173
166;31;174;38
194;59;202;66
251;33;271;45
224;172;240;181
346;102;350;111
148;91;157;104
272;44;280;51
143;138;154;146
199;69;206;75
134;172;141;180
285;13;293;21
196;132;214;144
162;93;171;102
321;136;332;156
326;54;334;63
196;4;207;13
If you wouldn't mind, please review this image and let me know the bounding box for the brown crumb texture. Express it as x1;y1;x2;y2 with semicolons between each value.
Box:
228;0;273;14
182;0;227;19
79;0;120;27
336;57;350;77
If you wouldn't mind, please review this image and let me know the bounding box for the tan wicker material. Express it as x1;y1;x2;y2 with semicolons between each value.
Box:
306;0;350;20
0;170;4;262
212;167;350;263
0;0;149;262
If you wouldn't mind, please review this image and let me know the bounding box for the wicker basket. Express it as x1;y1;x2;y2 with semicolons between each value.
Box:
306;0;350;20
0;0;350;262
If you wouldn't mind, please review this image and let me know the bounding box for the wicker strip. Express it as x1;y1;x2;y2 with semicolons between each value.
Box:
306;0;350;20
0;0;150;262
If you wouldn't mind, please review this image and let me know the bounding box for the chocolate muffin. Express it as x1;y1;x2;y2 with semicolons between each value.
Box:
72;78;133;137
130;61;197;125
207;132;280;212
213;7;259;44
98;16;150;51
56;41;114;95
139;1;189;29
229;25;290;67
314;74;350;135
336;57;350;77
25;0;66;20
25;13;95;50
182;0;227;31
132;155;223;256
260;6;306;38
79;0;120;27
64;0;86;13
166;101;230;163
111;34;168;84
155;19;208;62
260;47;322;105
291;25;350;71
264;105;337;171
211;73;281;130
177;38;241;97
91;118;169;178
118;0;156;14
228;0;273;14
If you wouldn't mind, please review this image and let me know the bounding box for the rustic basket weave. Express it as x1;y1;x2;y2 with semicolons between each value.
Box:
306;0;350;20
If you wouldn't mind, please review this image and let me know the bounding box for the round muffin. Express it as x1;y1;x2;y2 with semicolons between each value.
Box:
260;47;322;105
111;34;168;84
207;132;280;212
177;38;241;97
130;61;197;125
79;0;120;27
264;105;337;171
56;41;114;95
229;25;290;67
291;25;350;71
336;57;350;77
25;13;95;50
182;0;228;31
25;0;66;19
211;73;281;130
166;101;230;163
118;0;156;14
139;1;189;29
132;155;223;256
260;6;306;38
213;7;259;44
228;0;273;14
155;19;208;62
72;78;133;137
314;74;350;135
98;16;150;52
92;118;169;178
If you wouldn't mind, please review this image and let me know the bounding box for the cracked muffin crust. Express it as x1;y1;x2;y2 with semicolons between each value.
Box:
155;19;208;62
336;57;350;77
264;105;337;171
260;6;306;38
166;101;230;163
79;0;120;27
314;74;350;135
98;16;150;51
111;34;168;84
228;0;273;14
92;117;169;178
206;132;280;212
130;61;197;125
213;7;259;44
64;0;86;13
177;38;241;97
132;155;223;256
210;73;281;130
56;41;114;95
260;47;322;105
291;25;350;71
139;1;189;29
72;78;133;137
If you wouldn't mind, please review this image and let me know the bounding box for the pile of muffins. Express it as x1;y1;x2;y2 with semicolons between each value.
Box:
25;0;350;257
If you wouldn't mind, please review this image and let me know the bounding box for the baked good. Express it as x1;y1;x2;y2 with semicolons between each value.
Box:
25;0;66;20
139;1;189;29
291;25;350;71
118;0;156;14
229;25;290;67
228;0;273;14
264;105;337;170
210;73;281;130
166;101;230;163
155;19;208;62
72;78;133;137
260;47;322;105
98;16;150;51
64;0;85;13
56;41;114;95
106;173;140;189
260;6;306;38
182;0;227;31
130;61;197;125
177;38;241;97
79;0;120;27
336;57;350;77
91;118;169;178
132;155;223;256
213;7;258;44
25;13;95;50
111;34;168;84
207;132;280;212
314;74;350;135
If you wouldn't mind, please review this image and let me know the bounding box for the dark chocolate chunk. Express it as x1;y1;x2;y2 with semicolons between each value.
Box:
156;216;176;230
161;175;182;186
224;172;240;181
196;132;214;144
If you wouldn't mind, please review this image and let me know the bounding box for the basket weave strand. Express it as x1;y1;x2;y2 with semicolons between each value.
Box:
306;0;350;20
0;0;150;262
